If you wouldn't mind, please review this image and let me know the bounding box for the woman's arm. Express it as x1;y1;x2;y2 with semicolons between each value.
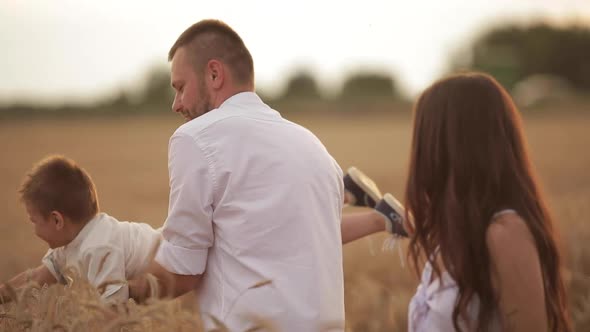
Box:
486;213;547;332
341;211;386;244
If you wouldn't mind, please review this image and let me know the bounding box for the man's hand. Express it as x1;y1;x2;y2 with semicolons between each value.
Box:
128;261;201;303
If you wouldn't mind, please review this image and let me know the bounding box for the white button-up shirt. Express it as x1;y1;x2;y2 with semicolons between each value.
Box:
155;92;345;331
42;212;161;302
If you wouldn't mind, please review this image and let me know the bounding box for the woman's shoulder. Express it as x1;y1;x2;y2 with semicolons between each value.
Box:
486;210;534;249
485;210;540;280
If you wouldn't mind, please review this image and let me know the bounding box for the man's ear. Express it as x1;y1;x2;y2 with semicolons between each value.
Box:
207;59;224;89
50;211;65;230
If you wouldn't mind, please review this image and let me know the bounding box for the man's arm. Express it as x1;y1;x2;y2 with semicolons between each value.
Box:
128;133;213;303
128;261;201;303
0;265;57;302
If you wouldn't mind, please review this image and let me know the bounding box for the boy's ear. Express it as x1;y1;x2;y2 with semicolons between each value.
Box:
50;211;65;230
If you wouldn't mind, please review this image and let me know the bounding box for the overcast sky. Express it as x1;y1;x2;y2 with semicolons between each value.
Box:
1;0;589;105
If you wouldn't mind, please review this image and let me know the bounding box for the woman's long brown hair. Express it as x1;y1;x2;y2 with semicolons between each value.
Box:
405;72;571;331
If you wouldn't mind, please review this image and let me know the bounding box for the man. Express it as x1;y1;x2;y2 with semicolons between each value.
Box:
130;20;345;331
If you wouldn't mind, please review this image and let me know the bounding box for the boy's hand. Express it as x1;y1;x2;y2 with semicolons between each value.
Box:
0;265;57;305
0;282;16;303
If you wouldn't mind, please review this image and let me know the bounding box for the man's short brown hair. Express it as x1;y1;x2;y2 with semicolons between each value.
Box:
168;19;254;86
19;155;99;224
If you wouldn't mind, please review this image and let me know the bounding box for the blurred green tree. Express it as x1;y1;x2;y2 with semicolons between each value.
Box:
451;23;590;91
140;66;174;110
279;71;322;101
339;72;398;101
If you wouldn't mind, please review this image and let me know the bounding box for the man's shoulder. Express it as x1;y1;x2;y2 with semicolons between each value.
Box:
173;107;238;138
174;93;289;138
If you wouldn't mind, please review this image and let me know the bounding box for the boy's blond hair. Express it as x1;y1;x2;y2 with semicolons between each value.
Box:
19;155;99;224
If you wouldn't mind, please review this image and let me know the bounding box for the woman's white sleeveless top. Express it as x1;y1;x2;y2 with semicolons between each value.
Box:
407;209;516;332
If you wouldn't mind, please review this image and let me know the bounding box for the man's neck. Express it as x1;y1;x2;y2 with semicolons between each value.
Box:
212;86;255;109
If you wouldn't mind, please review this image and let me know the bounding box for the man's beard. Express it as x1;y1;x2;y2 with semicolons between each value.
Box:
187;84;212;121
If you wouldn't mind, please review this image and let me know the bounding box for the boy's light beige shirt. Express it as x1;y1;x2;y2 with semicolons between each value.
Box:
42;213;161;302
155;92;345;331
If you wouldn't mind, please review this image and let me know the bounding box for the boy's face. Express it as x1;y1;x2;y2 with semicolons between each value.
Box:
25;203;64;249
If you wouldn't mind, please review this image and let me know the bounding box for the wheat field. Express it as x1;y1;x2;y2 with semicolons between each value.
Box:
1;108;589;331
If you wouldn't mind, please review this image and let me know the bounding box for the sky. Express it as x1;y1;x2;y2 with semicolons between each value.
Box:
1;0;589;106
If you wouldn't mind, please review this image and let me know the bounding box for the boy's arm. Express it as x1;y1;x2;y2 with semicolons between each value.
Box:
0;265;57;302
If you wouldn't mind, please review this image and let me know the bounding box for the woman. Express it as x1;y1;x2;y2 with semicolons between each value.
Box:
404;72;570;331
340;72;571;331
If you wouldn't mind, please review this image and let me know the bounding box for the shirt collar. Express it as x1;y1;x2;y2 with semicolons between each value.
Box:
218;91;263;109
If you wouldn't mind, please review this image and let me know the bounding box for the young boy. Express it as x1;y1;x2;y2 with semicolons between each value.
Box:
1;157;404;303
0;155;161;303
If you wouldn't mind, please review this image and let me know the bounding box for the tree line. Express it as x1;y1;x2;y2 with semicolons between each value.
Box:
1;22;589;118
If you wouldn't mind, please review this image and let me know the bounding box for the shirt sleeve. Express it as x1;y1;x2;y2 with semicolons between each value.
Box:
41;249;66;284
80;246;128;303
155;132;215;276
332;157;345;223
